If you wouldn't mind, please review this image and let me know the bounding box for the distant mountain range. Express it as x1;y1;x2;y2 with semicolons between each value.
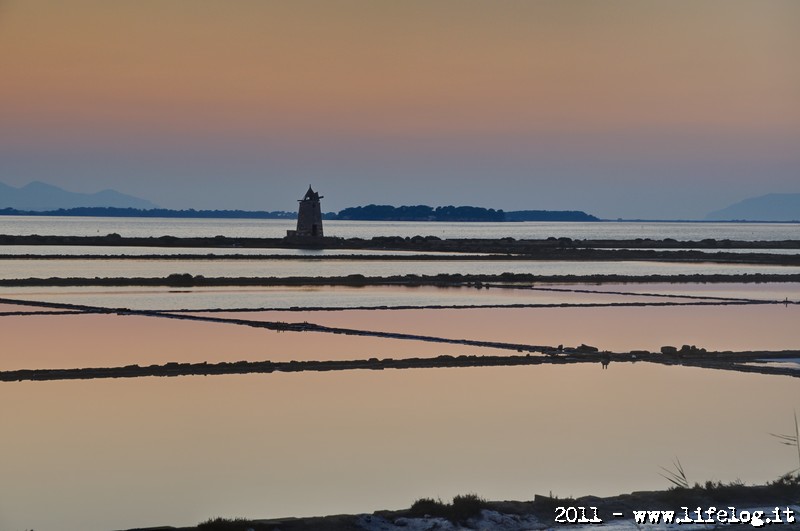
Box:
0;181;599;221
706;193;800;222
7;180;795;222
0;181;157;210
0;206;298;219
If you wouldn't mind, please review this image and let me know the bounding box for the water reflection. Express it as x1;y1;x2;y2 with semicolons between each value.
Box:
2;301;797;368
2;257;799;280
0;245;475;257
1;216;798;240
574;282;800;302
1;365;797;531
0;312;514;371
0;284;717;311
217;304;800;353
0;265;797;531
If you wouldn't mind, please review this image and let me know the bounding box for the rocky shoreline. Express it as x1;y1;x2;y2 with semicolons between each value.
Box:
2;271;800;288
3;233;800;251
4;348;799;383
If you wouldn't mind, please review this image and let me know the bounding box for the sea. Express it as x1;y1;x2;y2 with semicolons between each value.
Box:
0;215;798;240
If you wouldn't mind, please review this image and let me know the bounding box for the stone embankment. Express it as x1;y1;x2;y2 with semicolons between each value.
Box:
4;349;798;382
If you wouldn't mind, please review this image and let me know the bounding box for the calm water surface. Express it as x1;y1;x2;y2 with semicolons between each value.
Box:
1;216;798;240
582;282;800;301
2;282;796;312
2;257;799;280
2;302;798;368
1;365;797;531
1;217;797;531
0;245;479;257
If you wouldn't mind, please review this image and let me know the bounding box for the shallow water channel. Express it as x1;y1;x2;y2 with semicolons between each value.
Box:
1;282;798;531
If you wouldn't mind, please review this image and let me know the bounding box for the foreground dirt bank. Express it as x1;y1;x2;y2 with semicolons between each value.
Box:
116;479;800;530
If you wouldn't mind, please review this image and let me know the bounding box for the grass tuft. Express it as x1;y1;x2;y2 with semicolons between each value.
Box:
408;493;488;523
409;497;449;518
770;410;800;478
659;457;689;489
197;516;256;530
451;493;486;523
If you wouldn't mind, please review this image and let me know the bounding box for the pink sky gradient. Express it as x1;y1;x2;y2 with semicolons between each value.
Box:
1;1;798;217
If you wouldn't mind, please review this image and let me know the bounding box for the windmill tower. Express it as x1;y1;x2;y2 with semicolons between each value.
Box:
287;186;324;238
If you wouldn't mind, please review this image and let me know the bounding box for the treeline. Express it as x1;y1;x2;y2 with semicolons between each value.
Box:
505;210;599;222
0;205;599;222
335;204;505;221
336;205;598;222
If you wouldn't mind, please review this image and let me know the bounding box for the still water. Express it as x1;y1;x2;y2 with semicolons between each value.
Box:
0;245;478;257
2;257;799;281
2;281;797;312
1;364;797;531
1;216;798;240
4;300;798;371
1;245;798;256
0;284;703;312
1;217;798;531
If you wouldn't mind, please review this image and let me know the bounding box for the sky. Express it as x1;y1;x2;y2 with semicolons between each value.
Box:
0;1;798;219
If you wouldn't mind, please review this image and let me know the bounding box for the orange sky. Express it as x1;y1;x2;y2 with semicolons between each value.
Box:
0;1;798;216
